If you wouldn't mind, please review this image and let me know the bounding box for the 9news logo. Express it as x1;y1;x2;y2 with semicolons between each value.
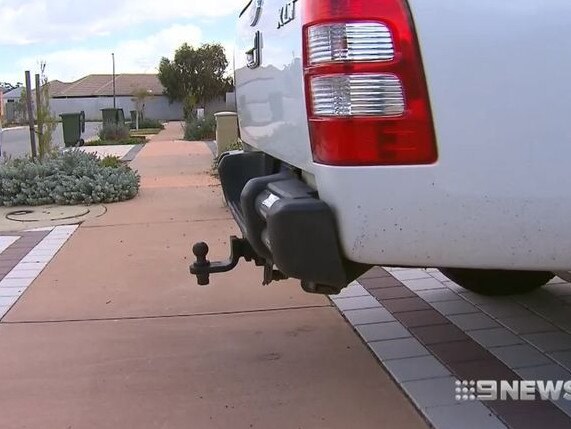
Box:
456;380;571;401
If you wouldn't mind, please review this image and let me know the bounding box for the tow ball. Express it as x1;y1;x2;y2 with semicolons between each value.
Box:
190;236;259;285
189;236;287;286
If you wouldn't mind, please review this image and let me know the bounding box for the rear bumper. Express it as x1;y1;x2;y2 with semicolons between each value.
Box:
313;163;571;271
218;151;368;293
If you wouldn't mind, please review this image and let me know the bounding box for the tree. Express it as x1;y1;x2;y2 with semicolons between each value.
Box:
132;88;151;119
0;82;22;93
15;88;28;123
158;43;232;118
36;62;58;158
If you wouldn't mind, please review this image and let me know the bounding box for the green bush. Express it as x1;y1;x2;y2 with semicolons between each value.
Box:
0;150;140;206
211;139;244;175
184;115;216;141
99;155;123;169
131;118;165;130
225;139;243;152
99;123;130;141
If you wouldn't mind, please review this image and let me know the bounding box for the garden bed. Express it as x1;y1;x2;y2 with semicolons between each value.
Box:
184;115;216;141
0;150;140;206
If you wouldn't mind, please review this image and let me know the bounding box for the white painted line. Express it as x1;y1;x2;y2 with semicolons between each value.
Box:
45;235;73;241
0;306;9;318
20;255;53;263
53;225;79;232
25;227;55;232
0;225;78;321
24;252;58;260
0;288;24;297
37;235;66;241
17;262;48;270
26;246;58;252
33;245;65;253
0;236;20;254
34;245;65;252
5;269;44;279
0;278;33;288
0;296;18;307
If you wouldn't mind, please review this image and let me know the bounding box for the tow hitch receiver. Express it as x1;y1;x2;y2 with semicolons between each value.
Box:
188;151;370;294
190;236;288;286
190;236;267;285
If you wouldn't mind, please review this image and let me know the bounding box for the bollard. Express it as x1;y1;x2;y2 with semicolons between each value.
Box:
214;112;238;158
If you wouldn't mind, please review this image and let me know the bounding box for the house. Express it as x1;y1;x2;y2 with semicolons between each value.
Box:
1;86;25;123
1;74;234;123
2;86;24;101
48;74;184;121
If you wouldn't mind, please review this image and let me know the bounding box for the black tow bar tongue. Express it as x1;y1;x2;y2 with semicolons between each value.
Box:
190;236;264;286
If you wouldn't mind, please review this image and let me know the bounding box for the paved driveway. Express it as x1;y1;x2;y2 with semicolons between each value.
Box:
0;124;427;429
1;122;100;158
2;122;571;429
334;268;571;429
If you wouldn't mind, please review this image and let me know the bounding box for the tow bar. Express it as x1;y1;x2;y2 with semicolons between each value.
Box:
190;236;287;286
188;152;369;294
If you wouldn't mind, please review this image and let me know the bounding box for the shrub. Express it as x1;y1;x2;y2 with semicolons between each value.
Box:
211;139;244;175
99;123;130;141
86;136;146;146
129;129;161;136
99;155;123;169
184;115;216;141
225;139;243;152
131;118;165;130
0;150;140;206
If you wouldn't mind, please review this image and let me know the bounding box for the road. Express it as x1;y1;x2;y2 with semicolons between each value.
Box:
0;122;100;159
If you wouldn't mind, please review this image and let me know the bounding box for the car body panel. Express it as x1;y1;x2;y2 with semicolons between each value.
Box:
236;0;314;172
235;0;571;270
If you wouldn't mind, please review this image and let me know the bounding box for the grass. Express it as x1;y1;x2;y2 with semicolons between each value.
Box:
130;128;162;136
85;136;147;146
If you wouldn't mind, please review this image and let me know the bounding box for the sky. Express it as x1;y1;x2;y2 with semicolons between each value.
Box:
0;0;244;85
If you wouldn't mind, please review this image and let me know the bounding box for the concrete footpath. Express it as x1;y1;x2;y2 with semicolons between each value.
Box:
0;123;427;429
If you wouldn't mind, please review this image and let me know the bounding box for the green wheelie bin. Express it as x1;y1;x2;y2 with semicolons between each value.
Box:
60;111;86;147
101;108;125;126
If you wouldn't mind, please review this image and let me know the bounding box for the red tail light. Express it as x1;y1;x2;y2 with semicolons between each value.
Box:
303;0;438;166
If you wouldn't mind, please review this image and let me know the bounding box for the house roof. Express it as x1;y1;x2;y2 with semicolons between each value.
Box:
47;80;69;95
3;86;24;99
50;74;164;98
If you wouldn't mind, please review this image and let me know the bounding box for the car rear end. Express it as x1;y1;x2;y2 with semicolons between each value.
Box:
193;0;571;293
308;0;571;272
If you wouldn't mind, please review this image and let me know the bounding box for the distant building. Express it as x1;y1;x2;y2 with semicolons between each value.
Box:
1;74;234;123
1;86;25;123
2;86;25;102
48;74;184;121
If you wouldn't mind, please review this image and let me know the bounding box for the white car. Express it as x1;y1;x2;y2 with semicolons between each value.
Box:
191;0;571;296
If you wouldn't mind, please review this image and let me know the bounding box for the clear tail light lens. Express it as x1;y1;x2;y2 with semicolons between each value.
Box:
303;1;438;166
310;74;405;117
308;23;395;64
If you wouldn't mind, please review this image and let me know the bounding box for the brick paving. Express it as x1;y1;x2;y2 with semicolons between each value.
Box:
0;226;78;320
332;268;571;429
